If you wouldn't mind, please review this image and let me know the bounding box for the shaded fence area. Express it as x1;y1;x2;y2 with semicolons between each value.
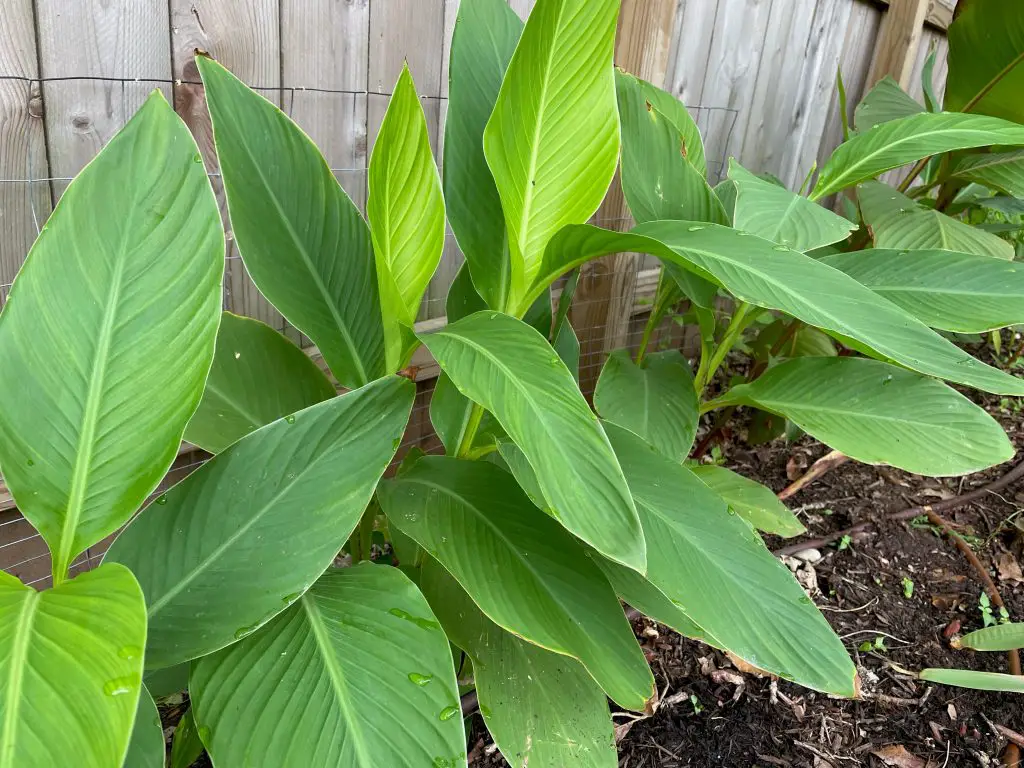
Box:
0;0;952;583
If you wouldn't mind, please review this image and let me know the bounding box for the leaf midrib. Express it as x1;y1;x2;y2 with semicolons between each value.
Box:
0;591;39;768
231;128;369;387
300;593;373;767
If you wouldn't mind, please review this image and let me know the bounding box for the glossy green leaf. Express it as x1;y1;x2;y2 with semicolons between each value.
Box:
369;65;446;369
197;56;383;389
812;112;1024;199
591;558;715;646
106;376;413;670
553;320;580;382
191;564;464;767
853;76;924;131
125;686;163;768
484;0;620;312
727;160;855;251
953;150;1024;197
0;564;147;768
715;357;1013;476
823;248;1024;333
143;663;189;699
169;708;203;768
922;49;940;113
857;181;1014;259
594;349;698;462
605;423;857;696
617;71;726;225
378;457;655;711
531;223;1024;396
420;558;617;767
419;311;645;569
444;0;522;309
629;76;706;177
0;92;222;580
495;439;546;506
920;668;1024;693
184;313;335;453
956;622;1024;652
945;0;1024;122
690;465;805;538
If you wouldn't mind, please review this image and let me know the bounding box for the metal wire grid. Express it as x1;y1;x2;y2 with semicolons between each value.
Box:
0;74;741;583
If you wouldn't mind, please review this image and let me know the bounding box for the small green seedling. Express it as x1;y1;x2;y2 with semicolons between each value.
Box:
859;636;888;653
902;577;915;599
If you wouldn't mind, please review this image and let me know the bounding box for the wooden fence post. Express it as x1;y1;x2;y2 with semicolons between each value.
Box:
571;0;678;394
867;0;930;88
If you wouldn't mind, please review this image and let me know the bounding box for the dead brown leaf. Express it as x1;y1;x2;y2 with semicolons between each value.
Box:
997;552;1023;584
871;744;934;768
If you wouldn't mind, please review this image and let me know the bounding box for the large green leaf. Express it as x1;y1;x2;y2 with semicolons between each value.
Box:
197;56;383;389
124;685;163;768
630;76;706;177
727;160;855;251
714;357;1013;476
444;0;522;309
617;71;726;225
920;668;1024;693
530;223;1024;395
143;663;189;699
184;312;336;453
956;622;1024;652
605;423;857;696
853;76;924;131
811;112;1024;199
368;64;446;369
484;0;620;312
169;708;204;768
0;92;222;580
420;558;617;768
378;457;655;711
857;181;1013;259
0;564;147;768
418;311;645;570
945;0;1024;122
823;248;1024;333
953;150;1024;197
190;564;464;767
106;376;413;670
690;465;805;538
594;349;698;462
591;558;715;646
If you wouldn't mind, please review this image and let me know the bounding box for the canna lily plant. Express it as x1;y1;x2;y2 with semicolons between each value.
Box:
0;0;1022;766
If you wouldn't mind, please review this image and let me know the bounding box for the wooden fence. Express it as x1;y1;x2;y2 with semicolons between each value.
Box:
0;0;954;584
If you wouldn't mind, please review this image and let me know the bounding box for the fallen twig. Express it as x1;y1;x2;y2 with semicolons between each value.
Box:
777;450;849;500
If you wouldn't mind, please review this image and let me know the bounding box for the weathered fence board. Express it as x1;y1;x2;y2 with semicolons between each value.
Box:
0;0;49;294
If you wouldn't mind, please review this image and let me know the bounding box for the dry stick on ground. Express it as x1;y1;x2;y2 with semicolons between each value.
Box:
777;450;850;501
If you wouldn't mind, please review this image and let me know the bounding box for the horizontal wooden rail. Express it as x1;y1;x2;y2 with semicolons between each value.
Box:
871;0;953;31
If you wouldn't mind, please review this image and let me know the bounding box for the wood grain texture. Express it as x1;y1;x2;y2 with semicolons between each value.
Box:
0;0;50;297
170;0;290;338
665;0;722;110
572;0;678;394
867;0;930;89
35;0;171;199
873;0;952;31
281;0;369;207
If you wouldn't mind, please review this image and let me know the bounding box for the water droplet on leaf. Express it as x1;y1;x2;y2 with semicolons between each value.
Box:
103;677;136;696
438;705;460;721
285;414;296;424
408;672;434;686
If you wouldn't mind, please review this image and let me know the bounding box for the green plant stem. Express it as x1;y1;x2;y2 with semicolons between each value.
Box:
351;504;376;563
456;402;486;458
695;302;755;394
636;309;660;366
463;443;497;461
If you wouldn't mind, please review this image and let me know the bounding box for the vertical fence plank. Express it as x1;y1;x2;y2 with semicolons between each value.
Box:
571;0;679;395
665;0;722;110
778;0;853;190
867;0;930;89
739;0;817;179
170;0;287;337
697;0;772;183
281;0;369;209
35;0;172;200
367;0;447;319
0;0;50;297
